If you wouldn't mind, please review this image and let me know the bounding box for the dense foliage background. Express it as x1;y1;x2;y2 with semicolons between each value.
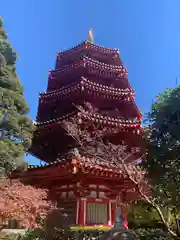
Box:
0;17;33;175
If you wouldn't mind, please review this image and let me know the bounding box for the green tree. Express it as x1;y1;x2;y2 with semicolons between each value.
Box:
0;17;34;175
143;87;180;238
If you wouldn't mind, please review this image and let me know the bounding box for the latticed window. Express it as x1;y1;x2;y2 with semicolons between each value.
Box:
87;203;108;224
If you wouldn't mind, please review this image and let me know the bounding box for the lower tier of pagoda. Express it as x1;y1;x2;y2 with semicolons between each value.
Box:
12;156;145;228
52;198;128;228
30;123;143;163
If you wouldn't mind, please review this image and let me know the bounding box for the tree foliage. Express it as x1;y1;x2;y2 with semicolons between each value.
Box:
144;87;180;175
0;17;34;174
0;179;53;229
142;87;180;238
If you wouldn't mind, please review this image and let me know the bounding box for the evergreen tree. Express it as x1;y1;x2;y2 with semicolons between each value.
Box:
144;87;180;191
142;87;180;237
0;17;34;175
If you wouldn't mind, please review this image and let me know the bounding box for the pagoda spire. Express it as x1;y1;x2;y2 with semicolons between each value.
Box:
88;28;94;43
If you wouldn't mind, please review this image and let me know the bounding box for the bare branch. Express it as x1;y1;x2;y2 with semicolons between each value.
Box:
61;103;178;238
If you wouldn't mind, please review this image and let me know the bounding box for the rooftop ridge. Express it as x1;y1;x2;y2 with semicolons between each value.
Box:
40;77;134;97
48;58;128;83
35;111;141;127
51;56;126;74
24;155;141;177
57;41;119;57
26;156;126;172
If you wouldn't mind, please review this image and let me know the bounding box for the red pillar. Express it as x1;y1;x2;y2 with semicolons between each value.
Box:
78;198;86;225
111;202;116;225
76;200;80;224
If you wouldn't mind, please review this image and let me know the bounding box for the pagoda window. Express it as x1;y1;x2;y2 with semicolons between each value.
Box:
87;202;108;224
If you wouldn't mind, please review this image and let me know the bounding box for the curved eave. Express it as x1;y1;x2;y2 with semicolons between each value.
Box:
35;111;141;130
49;57;127;78
131;97;143;118
39;77;134;100
57;41;118;58
81;113;141;129
26;157;126;173
14;156;141;179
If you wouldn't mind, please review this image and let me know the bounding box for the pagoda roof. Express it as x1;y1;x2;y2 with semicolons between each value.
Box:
49;56;127;79
12;155;149;202
57;41;119;58
15;156;142;181
35;110;141;129
29;157;124;173
40;77;134;100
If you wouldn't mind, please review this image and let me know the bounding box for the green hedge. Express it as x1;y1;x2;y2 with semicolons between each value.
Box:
128;219;165;229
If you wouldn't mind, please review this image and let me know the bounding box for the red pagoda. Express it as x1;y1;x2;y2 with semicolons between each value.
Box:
14;29;143;229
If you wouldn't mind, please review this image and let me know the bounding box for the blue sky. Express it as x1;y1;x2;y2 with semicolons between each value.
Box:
1;0;180;164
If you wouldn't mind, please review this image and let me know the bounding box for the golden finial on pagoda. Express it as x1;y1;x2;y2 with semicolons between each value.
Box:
88;28;94;43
